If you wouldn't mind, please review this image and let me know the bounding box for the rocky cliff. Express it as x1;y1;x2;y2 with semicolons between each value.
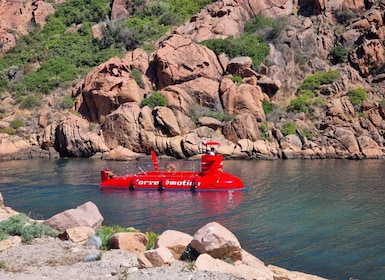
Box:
2;0;385;160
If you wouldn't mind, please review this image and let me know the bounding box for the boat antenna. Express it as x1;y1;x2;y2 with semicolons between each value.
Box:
151;150;159;171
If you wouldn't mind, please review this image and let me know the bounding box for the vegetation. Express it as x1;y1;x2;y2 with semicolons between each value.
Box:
281;120;297;136
259;121;272;141
297;70;340;93
59;94;75;109
230;76;243;84
347;87;367;106
141;91;167;108
0;127;16;135
262;99;273;115
10;118;23;129
0;0;214;105
287;70;339;114
191;103;234;123
244;14;287;42
131;68;145;89
330;46;348;64
0;214;58;242
145;231;159;250
280;120;314;139
201;15;279;68
287;90;325;114
95;225;158;250
96;225;136;250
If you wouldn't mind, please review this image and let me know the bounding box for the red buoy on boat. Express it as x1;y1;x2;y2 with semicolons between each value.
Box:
99;142;246;191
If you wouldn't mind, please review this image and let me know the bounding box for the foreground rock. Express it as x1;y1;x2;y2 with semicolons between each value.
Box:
44;201;104;231
0;196;328;280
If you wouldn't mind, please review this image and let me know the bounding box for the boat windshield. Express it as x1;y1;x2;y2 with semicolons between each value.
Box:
136;160;201;173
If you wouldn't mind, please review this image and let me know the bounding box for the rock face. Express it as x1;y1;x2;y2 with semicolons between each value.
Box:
0;0;55;53
44;201;104;231
3;0;385;160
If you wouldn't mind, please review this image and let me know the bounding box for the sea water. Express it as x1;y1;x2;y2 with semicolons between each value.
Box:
0;158;384;280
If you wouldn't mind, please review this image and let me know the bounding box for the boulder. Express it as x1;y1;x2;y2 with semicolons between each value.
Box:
153;106;181;136
190;222;242;261
195;253;274;280
108;232;148;253
138;247;175;268
54;114;109;158
58;226;95;244
102;102;142;151
72;56;147;124
220;77;266;119
0;134;31;156
334;127;360;158
154;230;193;259
268;264;329;280
44;201;104;231
223;113;261;143
153;34;223;89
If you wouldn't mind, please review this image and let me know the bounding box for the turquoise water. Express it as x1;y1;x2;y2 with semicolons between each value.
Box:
0;158;384;279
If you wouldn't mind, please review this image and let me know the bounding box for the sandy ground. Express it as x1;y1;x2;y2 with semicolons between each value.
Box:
0;237;245;280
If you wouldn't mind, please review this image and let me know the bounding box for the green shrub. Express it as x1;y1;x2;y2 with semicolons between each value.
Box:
347;87;367;106
141;91;167;108
230;76;243;84
202;35;270;68
21;222;58;242
0;127;16;135
19;95;42;109
191;104;234;122
244;14;286;42
60;94;74;109
96;225;136;250
287;94;313;113
145;231;159;250
131;68;145;88
281;121;297;136
287;90;326;114
0;214;58;242
259;121;272;141
10;119;23;129
262;99;273;114
298;70;340;92
330;46;348;64
299;127;314;140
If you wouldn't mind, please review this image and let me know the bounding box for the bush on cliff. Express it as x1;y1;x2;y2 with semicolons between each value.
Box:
141;91;167;108
202;35;270;68
287;90;325;114
347;87;367;106
298;70;340;92
0;214;58;242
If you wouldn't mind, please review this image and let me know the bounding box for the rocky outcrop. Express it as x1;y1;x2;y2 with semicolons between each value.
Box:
0;0;55;53
3;0;385;160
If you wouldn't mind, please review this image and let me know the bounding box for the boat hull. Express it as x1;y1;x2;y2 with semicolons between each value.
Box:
99;170;245;191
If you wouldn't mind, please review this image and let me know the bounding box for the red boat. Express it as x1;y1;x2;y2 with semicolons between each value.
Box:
100;142;245;191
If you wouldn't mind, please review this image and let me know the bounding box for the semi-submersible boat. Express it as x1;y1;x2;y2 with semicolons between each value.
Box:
100;142;245;191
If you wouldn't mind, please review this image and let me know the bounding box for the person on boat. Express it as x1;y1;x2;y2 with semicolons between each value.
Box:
209;147;215;155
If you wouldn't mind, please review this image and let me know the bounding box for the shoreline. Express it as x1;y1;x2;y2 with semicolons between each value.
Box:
0;194;329;280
